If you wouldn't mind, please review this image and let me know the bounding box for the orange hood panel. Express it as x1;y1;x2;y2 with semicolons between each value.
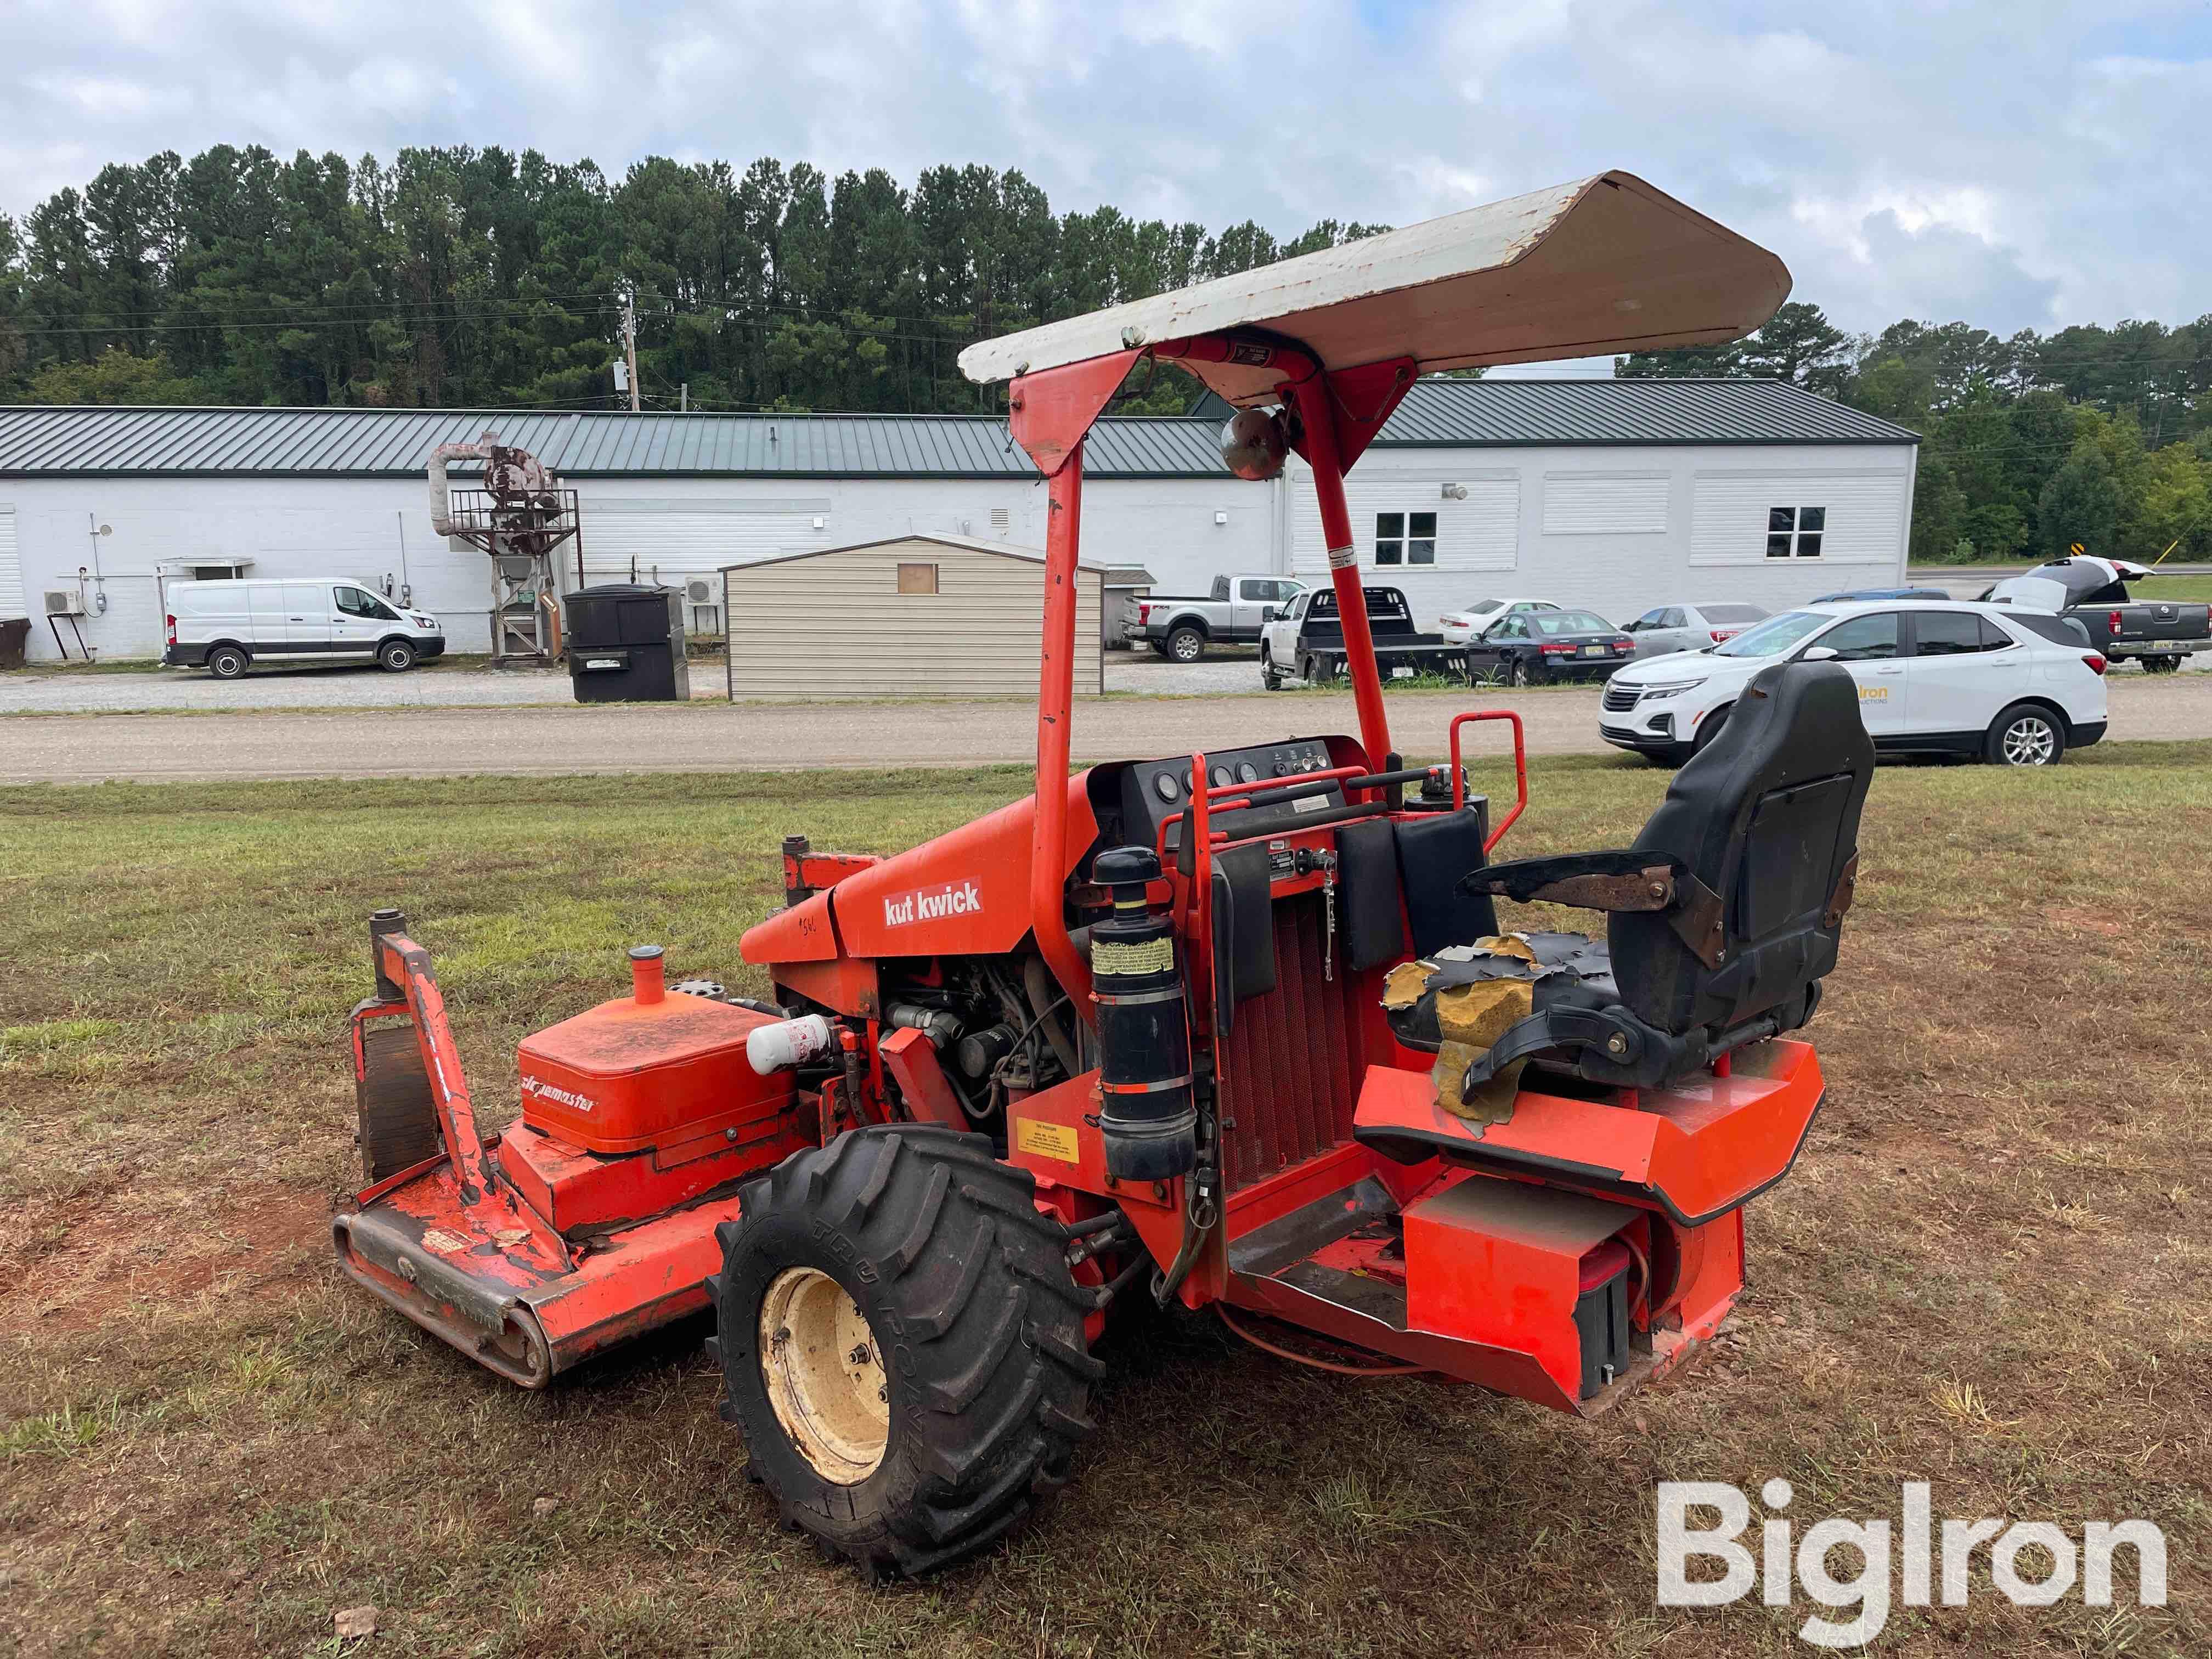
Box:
742;773;1098;967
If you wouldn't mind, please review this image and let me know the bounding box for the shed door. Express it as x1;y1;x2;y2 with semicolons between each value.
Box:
0;506;22;620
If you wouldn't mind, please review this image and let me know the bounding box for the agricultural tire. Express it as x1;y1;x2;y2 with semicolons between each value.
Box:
709;1125;1098;1579
356;1024;441;1182
1167;625;1206;663
377;638;417;672
207;644;250;680
1987;702;2064;766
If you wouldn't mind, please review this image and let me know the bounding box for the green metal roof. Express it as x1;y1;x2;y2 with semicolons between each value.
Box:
0;405;1224;479
0;380;1914;479
1374;377;1920;447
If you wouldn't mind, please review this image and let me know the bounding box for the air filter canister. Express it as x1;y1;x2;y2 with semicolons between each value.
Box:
1090;846;1197;1181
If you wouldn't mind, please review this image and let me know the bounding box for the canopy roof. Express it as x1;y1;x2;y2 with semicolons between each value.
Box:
959;171;1791;404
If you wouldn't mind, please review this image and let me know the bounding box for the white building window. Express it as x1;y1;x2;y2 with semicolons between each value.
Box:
1374;511;1437;566
1767;506;1826;558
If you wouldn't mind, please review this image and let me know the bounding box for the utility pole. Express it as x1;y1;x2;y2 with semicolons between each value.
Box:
623;297;641;413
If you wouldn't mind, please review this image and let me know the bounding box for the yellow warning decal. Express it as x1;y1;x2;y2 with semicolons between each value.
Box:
1093;935;1174;977
1015;1118;1081;1163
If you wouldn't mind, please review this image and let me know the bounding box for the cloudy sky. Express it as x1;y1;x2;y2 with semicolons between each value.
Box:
5;0;2208;347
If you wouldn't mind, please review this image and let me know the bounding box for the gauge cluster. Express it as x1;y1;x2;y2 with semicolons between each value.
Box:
1116;740;1342;849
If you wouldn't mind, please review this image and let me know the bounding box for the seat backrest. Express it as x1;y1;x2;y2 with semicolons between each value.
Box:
1609;659;1873;1034
1394;807;1501;958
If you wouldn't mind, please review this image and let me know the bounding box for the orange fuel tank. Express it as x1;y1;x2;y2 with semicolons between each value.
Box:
517;948;794;1155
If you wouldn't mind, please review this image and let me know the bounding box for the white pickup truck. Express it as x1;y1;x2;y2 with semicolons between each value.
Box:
1128;573;1306;661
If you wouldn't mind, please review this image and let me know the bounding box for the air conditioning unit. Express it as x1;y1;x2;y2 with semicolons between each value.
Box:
686;579;713;603
44;590;86;617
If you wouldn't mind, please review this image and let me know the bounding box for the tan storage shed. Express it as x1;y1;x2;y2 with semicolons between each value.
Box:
721;533;1103;700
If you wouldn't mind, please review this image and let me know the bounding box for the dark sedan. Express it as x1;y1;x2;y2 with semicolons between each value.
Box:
1463;607;1635;686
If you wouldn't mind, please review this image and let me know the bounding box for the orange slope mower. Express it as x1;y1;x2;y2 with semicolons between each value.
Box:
334;171;1869;1578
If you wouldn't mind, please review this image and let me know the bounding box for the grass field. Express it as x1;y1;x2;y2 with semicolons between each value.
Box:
4;747;2210;1657
2134;574;2212;603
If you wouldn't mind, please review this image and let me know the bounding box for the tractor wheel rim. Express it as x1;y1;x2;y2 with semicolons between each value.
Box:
2003;719;2053;764
758;1267;888;1485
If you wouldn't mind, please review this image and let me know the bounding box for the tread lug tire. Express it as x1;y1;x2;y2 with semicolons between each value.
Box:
207;645;249;680
1167;627;1205;663
1987;703;2064;766
378;639;416;672
356;1024;441;1181
714;1126;1097;1579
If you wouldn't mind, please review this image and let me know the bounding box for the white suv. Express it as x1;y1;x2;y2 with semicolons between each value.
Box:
1599;600;2109;767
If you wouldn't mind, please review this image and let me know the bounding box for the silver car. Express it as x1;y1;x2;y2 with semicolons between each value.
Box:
1621;601;1771;659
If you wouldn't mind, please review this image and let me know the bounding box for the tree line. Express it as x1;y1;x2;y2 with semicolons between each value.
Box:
1622;306;2212;563
0;144;1380;420
4;143;2208;562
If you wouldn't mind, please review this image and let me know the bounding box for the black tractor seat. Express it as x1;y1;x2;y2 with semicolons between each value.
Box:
1379;659;1873;1096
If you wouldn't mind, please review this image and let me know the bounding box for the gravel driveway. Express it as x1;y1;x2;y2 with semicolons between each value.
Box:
7;676;2210;786
0;661;587;714
8;632;2202;719
0;648;1267;714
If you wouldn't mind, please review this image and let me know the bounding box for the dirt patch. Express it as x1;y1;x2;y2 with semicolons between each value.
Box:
2047;904;2129;936
0;1182;330;1333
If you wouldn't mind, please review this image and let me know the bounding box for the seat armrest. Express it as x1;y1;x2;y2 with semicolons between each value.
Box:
1460;849;1684;910
1463;850;1726;970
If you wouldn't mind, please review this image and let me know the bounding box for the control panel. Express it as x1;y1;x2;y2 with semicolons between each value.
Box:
1117;739;1344;851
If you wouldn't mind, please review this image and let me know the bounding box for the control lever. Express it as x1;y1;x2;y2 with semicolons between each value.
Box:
1294;847;1340;980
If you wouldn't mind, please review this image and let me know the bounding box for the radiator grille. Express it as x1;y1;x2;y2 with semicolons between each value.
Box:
1220;894;1368;1192
1601;682;1642;713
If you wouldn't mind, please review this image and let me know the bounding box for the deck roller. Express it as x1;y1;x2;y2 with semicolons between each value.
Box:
1090;846;1198;1181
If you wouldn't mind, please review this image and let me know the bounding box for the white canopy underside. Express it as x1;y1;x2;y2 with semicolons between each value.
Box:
958;171;1791;404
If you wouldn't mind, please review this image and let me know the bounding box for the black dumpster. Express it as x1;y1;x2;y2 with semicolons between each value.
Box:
563;584;690;703
0;616;29;671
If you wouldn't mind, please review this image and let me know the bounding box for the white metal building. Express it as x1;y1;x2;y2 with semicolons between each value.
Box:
0;381;1916;663
1280;378;1919;625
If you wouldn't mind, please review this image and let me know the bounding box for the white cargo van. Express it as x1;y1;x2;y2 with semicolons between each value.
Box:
163;579;447;678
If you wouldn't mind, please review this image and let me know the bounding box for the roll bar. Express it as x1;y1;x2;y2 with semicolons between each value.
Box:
979;172;1787;1005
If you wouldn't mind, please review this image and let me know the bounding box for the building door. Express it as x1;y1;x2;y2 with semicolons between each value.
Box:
0;506;23;624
